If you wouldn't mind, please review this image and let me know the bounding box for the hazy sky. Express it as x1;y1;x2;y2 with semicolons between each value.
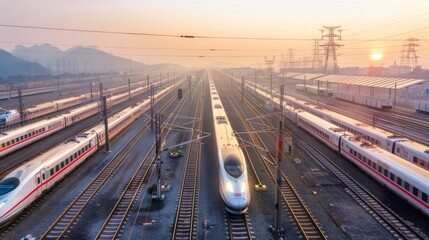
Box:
1;0;429;68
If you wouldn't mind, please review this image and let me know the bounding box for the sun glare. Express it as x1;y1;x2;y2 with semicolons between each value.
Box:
371;53;383;61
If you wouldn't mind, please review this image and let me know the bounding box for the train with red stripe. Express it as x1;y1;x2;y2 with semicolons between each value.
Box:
284;107;429;216
248;81;429;172
0;84;175;226
0;82;161;158
0;80;145;127
228;75;429;216
209;73;250;214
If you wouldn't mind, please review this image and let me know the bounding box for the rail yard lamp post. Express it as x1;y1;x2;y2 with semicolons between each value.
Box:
270;85;285;239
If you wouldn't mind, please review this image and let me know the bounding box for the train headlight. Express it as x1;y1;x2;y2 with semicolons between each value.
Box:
226;182;234;192
241;182;246;192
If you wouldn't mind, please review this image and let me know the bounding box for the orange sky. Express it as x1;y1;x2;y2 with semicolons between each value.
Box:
1;0;429;69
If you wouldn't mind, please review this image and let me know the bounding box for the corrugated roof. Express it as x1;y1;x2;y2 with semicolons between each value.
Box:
292;74;426;89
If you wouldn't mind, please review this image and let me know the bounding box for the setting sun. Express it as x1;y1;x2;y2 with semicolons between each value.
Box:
371;53;383;61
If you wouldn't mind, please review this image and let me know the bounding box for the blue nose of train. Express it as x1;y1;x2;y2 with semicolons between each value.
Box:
229;197;247;210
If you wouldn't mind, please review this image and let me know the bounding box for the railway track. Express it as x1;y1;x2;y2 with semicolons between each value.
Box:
238;81;427;239
171;77;203;240
296;132;427;240
95;82;194;239
225;211;254;240
40;89;178;239
214;72;327;240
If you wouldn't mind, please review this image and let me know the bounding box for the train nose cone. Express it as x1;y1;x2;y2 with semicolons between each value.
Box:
229;197;247;210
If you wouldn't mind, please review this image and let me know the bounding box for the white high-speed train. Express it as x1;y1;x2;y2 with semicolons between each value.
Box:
0;81;161;158
209;73;250;214
0;84;175;226
246;80;429;172
240;78;429;216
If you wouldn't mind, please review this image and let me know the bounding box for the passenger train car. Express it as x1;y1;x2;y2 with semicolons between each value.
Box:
209;74;250;214
248;81;429;172
0;84;175;226
0;82;161;158
285;106;429;216
228;75;429;214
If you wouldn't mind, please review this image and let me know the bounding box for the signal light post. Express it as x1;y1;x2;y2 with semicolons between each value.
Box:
270;84;285;239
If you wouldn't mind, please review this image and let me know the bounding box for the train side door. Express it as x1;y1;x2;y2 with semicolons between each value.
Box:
35;169;47;197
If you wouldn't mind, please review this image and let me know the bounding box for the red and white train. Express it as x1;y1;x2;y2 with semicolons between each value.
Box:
249;81;429;172
0;84;175;226
0;81;162;158
241;79;429;216
209;72;250;214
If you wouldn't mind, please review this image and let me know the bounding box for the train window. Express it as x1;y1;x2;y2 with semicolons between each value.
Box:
413;157;418;163
423;193;428;203
1;143;4;148
37;177;40;185
224;156;244;178
50;169;54;176
378;166;382;173
70;155;74;161
413;187;419;197
404;182;410;191
390;173;395;181
419;160;425;167
25;134;27;138
74;153;78;158
20;136;23;140
383;169;388;177
81;147;84;153
358;153;361;160
372;162;376;169
11;139;15;144
66;158;69;165
61;162;64;168
397;177;402;186
56;165;60;172
42;173;45;181
7;141;10;146
0;177;20;196
16;138;19;142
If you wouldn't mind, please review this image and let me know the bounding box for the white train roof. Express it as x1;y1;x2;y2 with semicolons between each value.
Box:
0;117;63;141
345;136;429;190
209;83;239;149
297;111;346;134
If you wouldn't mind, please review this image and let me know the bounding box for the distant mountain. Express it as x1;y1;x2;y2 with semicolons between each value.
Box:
12;44;148;74
0;49;50;78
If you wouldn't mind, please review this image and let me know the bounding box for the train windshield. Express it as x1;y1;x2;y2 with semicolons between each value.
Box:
224;156;243;178
0;177;20;196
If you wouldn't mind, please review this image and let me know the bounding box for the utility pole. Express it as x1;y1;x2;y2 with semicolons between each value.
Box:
17;87;25;123
57;77;61;96
90;82;93;101
270;84;285;239
99;83;104;112
154;113;165;200
254;71;257;96
320;26;343;74
147;75;150;92
265;56;275;99
241;76;244;102
400;38;420;74
102;96;111;153
150;85;155;131
128;78;131;99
